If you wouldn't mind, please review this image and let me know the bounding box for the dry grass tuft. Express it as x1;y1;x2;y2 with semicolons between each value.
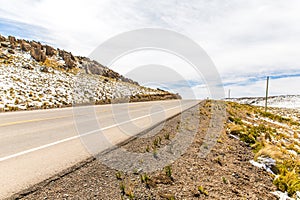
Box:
226;101;300;197
254;144;286;161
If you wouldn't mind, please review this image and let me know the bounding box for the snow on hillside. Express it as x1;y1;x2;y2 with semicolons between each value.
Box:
0;35;179;111
227;95;300;109
0;51;168;111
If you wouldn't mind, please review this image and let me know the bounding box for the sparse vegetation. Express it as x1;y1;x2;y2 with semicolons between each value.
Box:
119;179;135;199
145;145;150;152
140;174;150;184
198;185;209;196
176;121;180;130
222;177;228;184
259;110;300;126
164;165;172;178
119;182;126;195
226;101;300;197
153;136;162;147
116;171;122;180
228;116;243;125
164;133;170;140
140;173;154;189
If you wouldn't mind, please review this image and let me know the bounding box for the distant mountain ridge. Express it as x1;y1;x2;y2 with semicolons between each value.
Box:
227;95;300;109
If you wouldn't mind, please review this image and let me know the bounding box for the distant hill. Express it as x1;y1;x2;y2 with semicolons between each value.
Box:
227;95;300;109
0;34;181;111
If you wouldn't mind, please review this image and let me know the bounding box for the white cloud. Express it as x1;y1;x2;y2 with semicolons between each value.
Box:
0;0;299;98
110;50;203;82
224;76;300;98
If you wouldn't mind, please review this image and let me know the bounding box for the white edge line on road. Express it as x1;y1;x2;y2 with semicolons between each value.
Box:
0;103;195;162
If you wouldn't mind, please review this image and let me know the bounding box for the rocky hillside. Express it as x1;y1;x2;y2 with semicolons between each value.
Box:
0;34;138;84
0;34;181;111
227;95;300;109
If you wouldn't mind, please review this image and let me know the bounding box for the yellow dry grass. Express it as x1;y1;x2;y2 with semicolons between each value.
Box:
254;144;286;161
225;101;300;197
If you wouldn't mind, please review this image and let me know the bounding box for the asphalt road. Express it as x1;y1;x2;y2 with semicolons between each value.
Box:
0;99;199;199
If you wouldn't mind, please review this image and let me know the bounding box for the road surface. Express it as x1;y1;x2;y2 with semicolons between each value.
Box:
0;99;199;199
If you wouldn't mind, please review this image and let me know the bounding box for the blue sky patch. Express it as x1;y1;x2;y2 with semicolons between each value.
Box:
0;18;53;45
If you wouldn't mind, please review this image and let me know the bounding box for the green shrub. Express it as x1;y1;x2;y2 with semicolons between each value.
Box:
273;157;300;196
145;145;150;152
153;137;161;147
165;165;172;178
198;185;208;196
119;182;125;195
164;133;170;140
228;116;243;125
116;171;122;180
222;177;228;184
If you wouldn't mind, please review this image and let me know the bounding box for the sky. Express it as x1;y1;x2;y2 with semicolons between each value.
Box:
0;0;299;99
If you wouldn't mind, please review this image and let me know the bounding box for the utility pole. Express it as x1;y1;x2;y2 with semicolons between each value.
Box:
265;76;269;112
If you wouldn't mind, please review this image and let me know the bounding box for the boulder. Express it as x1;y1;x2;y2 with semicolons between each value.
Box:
1;42;9;48
40;66;49;73
45;45;56;56
0;53;8;59
0;35;6;42
107;69;118;79
8;49;15;54
8;36;16;44
30;47;46;62
21;41;31;51
64;56;76;68
59;50;76;68
83;62;105;75
30;41;42;49
22;64;34;70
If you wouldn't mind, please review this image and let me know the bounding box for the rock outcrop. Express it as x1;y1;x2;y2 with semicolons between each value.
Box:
30;47;46;62
45;45;56;56
0;34;6;42
30;41;42;49
21;41;31;51
58;50;76;69
8;36;16;45
1;42;9;48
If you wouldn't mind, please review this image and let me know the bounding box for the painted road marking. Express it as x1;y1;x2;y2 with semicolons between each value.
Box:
0;103;193;162
0;110;111;127
0;115;71;127
0;102;181;127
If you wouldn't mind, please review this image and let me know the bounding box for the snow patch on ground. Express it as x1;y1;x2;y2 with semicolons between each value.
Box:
270;191;296;200
249;157;276;175
227;95;300;109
